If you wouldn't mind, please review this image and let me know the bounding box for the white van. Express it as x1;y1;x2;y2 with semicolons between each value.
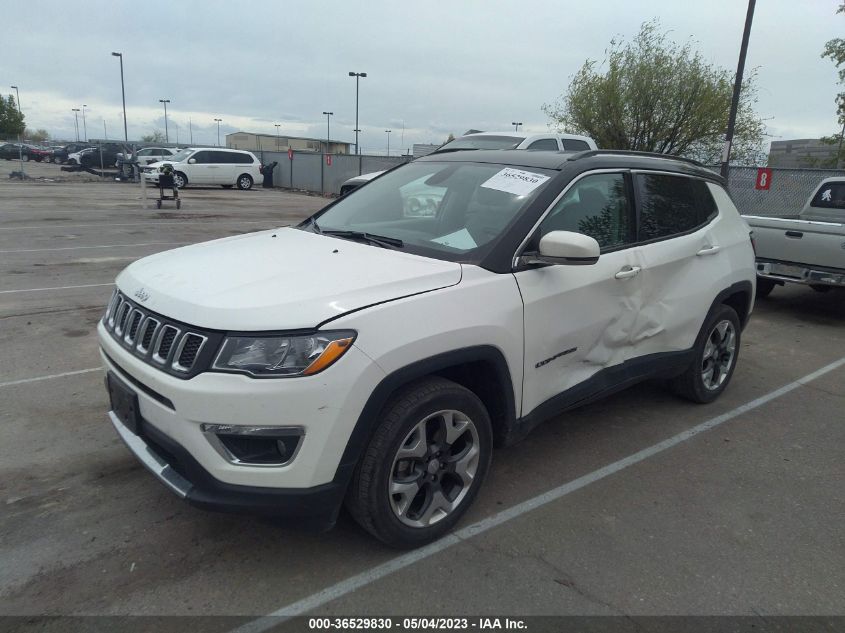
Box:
143;148;263;190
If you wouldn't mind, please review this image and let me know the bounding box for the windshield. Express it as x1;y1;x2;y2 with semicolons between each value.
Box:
438;135;526;152
306;161;556;262
165;148;194;163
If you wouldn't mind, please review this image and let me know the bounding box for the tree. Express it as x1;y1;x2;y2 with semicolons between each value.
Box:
26;128;49;142
444;133;455;144
0;94;25;139
543;20;765;165
141;130;166;143
821;3;845;167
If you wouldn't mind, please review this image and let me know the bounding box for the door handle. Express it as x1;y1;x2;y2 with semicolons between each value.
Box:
785;230;803;239
614;265;641;279
696;245;721;256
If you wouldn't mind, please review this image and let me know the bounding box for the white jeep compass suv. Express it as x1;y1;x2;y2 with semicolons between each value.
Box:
99;149;756;548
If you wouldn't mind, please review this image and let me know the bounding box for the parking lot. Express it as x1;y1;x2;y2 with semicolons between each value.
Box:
2;158;845;626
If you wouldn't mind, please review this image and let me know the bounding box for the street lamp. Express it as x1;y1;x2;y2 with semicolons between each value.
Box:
322;112;333;154
348;71;367;155
214;118;222;146
274;123;281;150
111;52;128;142
81;104;87;141
72;108;81;142
512;121;522;132
159;99;171;143
11;85;23;174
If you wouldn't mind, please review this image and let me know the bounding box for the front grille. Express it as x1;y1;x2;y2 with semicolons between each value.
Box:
102;290;219;378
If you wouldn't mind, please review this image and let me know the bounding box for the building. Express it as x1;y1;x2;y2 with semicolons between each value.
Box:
412;143;440;158
226;132;351;154
768;138;840;168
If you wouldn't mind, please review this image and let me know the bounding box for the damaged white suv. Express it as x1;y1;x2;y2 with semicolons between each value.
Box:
99;149;755;548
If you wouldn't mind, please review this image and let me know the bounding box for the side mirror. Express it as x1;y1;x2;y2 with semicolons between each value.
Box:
522;230;600;266
188;158;197;164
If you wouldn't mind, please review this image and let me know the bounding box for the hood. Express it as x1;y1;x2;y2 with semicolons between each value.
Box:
116;227;462;330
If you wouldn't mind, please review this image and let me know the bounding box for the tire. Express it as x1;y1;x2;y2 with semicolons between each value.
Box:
67;158;77;166
756;277;776;298
221;184;233;189
669;304;741;404
810;284;831;293
22;154;29;162
236;174;253;190
346;377;493;548
173;172;187;189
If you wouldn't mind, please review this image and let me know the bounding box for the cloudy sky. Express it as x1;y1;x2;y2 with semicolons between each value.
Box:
3;0;842;153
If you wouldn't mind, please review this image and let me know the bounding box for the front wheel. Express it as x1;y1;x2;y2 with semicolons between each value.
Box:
22;154;30;162
346;377;493;548
173;172;187;189
236;174;253;190
669;304;741;404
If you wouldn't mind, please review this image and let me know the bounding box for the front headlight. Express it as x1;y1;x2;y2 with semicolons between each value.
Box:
211;330;356;377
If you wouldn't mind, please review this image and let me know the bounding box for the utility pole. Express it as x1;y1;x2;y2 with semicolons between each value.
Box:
214;118;222;146
103;119;108;140
385;129;392;156
720;0;756;180
275;123;281;150
189;117;193;145
348;72;367;155
72;108;80;142
82;104;88;141
322;111;333;154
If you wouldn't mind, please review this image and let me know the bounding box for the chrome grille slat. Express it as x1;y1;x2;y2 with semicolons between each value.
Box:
103;291;213;377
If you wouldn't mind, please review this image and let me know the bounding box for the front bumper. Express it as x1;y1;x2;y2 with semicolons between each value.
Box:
98;319;385;523
108;409;352;528
756;259;845;287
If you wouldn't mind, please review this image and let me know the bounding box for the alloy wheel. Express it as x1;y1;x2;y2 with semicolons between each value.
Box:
701;319;736;390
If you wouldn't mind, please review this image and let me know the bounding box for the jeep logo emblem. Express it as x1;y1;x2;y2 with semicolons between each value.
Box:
134;288;150;302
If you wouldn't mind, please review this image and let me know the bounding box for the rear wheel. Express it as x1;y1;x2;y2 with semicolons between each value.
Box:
236;174;253;190
669;304;741;404
22;154;29;162
346;377;492;548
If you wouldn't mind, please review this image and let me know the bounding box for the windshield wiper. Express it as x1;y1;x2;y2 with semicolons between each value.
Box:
322;229;404;249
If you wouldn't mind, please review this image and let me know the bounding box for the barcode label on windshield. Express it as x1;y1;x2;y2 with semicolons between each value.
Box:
480;168;550;197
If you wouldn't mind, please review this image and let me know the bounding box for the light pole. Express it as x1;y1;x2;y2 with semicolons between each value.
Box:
103;119;108;140
512;121;522;132
322;112;333;154
159;99;170;143
111;52;128;142
274;123;281;150
348;71;367;155
214;118;222;146
720;0;756;179
81;104;88;141
189;117;193;145
72;108;81;142
385;129;392;156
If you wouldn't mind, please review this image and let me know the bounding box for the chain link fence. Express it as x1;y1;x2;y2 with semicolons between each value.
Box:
721;166;845;217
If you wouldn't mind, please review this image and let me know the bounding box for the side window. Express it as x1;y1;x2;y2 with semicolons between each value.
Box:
636;174;715;241
236;152;255;164
191;151;212;164
526;139;559;151
562;139;590;151
162;149;173;156
811;182;845;208
538;173;633;249
210;151;235;164
137;149;151;156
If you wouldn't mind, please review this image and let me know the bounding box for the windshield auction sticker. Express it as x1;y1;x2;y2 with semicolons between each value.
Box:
480;168;550;196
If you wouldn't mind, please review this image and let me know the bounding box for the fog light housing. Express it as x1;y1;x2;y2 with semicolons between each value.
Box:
200;424;303;466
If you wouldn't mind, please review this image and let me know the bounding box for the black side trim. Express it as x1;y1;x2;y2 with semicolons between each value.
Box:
103;350;175;410
139;420;349;529
516;349;695;438
709;280;753;329
335;345;517;476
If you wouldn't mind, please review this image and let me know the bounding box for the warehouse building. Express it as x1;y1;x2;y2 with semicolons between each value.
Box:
226;132;351;154
768;138;840;168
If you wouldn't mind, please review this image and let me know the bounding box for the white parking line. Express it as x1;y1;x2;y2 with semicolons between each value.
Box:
0;367;102;389
230;355;845;632
0;221;284;231
0;242;185;254
0;283;114;294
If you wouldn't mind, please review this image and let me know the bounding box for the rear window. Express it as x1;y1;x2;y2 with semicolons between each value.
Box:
811;182;845;208
562;139;591;151
636;174;717;241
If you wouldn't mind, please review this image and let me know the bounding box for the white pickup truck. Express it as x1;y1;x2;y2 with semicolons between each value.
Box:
747;177;845;296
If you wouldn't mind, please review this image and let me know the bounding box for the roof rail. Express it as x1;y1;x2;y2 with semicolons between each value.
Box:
568;149;705;167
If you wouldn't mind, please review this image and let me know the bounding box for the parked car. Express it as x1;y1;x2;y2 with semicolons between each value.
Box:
142;147;263;189
748;177;845;295
339;132;599;196
50;143;93;164
99;149;755;547
0;143;50;162
118;147;181;166
80;143;128;169
66;147;98;166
